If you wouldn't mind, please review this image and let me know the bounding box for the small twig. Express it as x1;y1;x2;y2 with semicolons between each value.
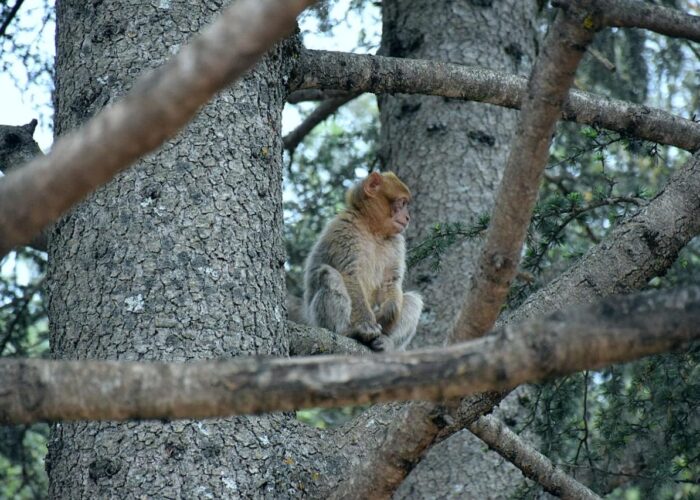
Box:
588;47;616;72
283;92;360;153
0;0;25;38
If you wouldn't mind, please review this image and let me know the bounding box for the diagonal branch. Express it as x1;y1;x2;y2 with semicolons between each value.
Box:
0;0;25;38
1;285;698;425
470;415;600;500
283;92;360;153
290;326;600;499
0;0;315;258
291;50;700;152
451;6;594;341
556;0;700;43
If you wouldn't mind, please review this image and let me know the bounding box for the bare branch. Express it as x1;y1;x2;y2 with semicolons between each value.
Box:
587;47;615;72
0;0;315;258
291;50;700;152
1;286;698;425
452;8;593;341
470;415;600;500
0;0;25;38
288;321;369;356
283;92;360;152
556;0;700;43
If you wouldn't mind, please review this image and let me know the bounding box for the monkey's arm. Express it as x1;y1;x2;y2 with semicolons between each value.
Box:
376;260;404;332
341;271;382;343
376;283;403;332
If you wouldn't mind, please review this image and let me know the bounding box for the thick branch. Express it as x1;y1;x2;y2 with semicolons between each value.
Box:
0;0;315;258
1;286;698;425
452;8;593;341
283;92;359;152
290;50;700;152
470;415;600;500
557;0;700;43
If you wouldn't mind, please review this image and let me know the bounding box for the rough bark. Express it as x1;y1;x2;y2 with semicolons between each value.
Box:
290;50;700;152
2;285;697;425
0;0;313;258
46;2;327;498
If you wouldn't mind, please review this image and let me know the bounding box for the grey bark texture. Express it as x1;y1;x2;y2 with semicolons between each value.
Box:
379;0;542;497
46;2;325;497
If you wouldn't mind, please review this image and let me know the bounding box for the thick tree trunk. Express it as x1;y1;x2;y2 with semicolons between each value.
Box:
46;2;324;497
379;0;542;497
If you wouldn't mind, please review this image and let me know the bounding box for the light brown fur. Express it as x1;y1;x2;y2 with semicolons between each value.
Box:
303;172;423;351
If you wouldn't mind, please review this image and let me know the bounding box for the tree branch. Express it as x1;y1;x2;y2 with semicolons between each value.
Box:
0;0;25;38
314;335;601;500
452;7;593;341
290;50;700;152
1;286;698;425
327;4;700;495
0;0;315;258
288;321;369;356
283;92;360;153
469;415;600;500
556;0;700;43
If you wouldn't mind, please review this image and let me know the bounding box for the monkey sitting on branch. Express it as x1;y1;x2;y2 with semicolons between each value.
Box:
303;171;423;352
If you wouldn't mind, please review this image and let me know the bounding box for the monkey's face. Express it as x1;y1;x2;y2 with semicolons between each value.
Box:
390;197;410;234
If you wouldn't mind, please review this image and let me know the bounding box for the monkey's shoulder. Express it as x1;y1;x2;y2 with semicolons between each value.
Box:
322;212;404;249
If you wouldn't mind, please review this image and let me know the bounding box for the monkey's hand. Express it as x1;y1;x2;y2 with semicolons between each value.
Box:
369;335;395;352
346;321;382;344
376;300;400;332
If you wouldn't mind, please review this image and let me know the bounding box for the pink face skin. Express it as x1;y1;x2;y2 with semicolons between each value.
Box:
390;198;410;234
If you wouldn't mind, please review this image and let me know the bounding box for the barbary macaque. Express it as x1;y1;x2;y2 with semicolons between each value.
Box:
303;171;423;352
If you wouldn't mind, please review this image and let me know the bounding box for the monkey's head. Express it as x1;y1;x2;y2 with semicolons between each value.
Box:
346;171;412;237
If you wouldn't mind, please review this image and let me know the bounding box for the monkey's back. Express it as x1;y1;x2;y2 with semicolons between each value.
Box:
303;211;405;313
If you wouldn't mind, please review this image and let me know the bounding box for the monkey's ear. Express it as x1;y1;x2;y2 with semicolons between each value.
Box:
364;171;383;197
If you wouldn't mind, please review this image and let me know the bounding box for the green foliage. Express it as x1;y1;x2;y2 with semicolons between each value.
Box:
407;217;489;270
520;347;699;498
0;249;49;500
296;405;369;429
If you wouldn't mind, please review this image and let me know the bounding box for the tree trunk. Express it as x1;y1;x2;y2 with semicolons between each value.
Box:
47;1;323;497
379;0;543;497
